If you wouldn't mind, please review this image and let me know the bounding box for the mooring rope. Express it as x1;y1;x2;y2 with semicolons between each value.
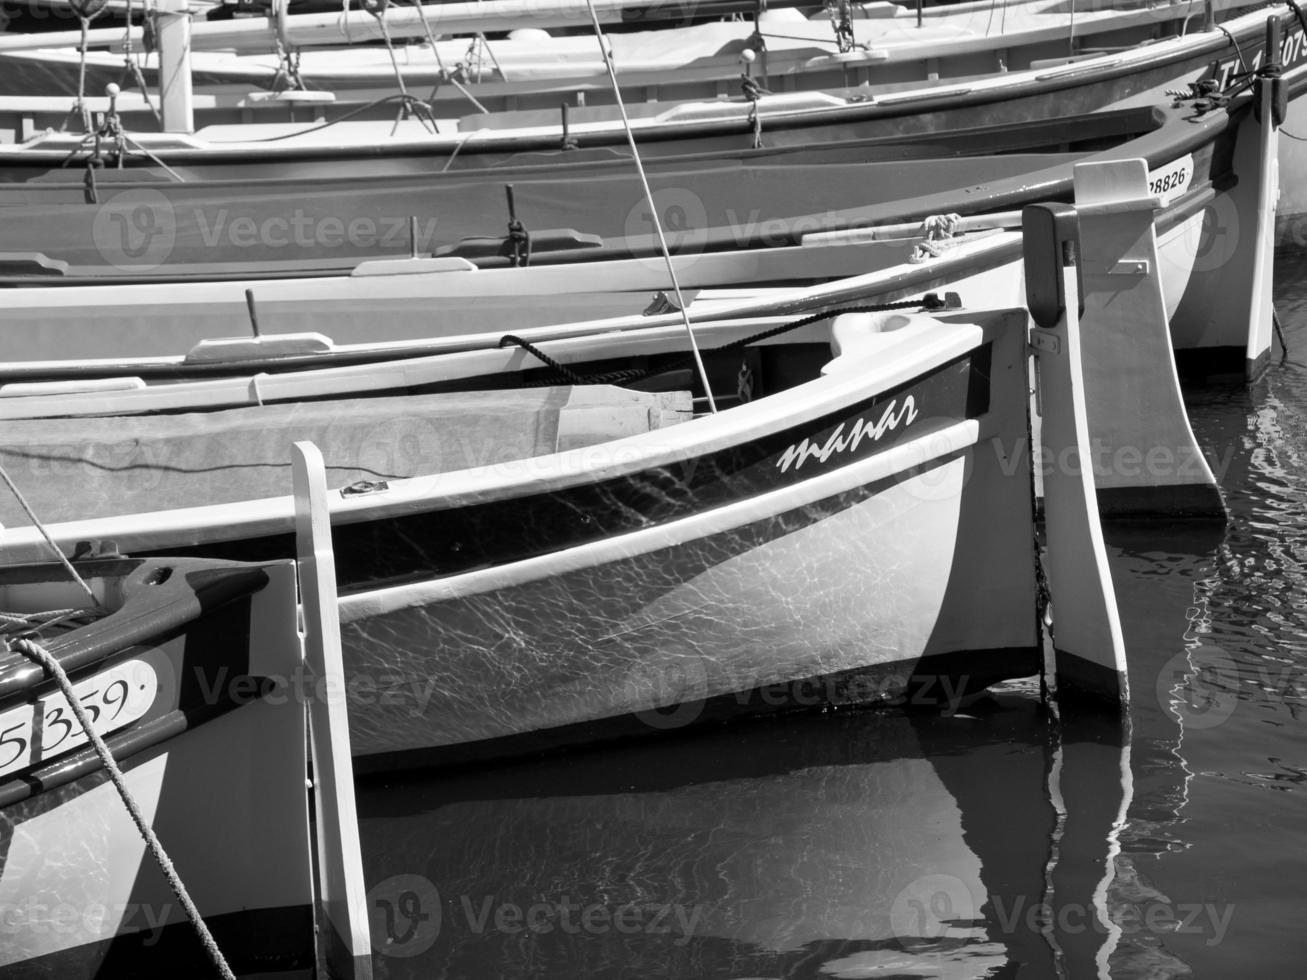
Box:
583;0;719;412
10;636;236;980
499;294;953;389
236;93;437;143
68;0;111;132
119;0;162;125
0;466;102;612
409;0;490;114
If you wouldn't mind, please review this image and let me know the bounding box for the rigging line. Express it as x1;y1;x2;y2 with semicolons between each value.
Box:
0;466;104;612
120;0;160;125
1216;23;1250;77
583;0;718;414
756;30;844;47
410;0;489;113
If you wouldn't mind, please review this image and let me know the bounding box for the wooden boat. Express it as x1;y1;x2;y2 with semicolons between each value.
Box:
0;64;1283;384
0;194;1133;771
0;553;316;975
2;5;1299;173
0;0;1272;100
0;53;1294;291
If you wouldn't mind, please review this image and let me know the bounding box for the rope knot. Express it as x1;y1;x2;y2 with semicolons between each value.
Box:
824;0;856;54
69;0;109;18
922;212;963;241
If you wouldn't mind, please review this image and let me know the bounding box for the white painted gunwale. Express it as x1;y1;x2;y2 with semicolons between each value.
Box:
0;231;1022;410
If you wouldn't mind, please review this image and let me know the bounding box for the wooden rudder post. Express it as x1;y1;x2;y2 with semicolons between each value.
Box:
1024;204;1130;712
292;441;374;980
1071;157;1225;519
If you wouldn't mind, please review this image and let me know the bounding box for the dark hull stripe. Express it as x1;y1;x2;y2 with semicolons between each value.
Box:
152;344;991;591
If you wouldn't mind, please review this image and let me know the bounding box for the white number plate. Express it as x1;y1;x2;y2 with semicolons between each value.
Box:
0;659;157;779
1146;154;1194;205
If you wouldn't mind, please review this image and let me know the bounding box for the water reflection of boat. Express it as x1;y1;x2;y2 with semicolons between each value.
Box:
356;694;1132;979
346;518;1225;980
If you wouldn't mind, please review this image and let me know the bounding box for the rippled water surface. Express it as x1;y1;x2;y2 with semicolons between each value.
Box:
355;253;1307;979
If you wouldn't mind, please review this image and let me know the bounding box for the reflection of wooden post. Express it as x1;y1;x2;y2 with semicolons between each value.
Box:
156;0;194;134
292;441;374;980
1048;711;1133;976
1024;203;1129;712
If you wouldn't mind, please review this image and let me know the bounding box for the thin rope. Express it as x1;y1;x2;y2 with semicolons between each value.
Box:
440;125;485;172
75;15;94;131
583;0;718;413
370;6;407;100
0;608;94;637
1215;24;1250;77
409;0;489;114
117;131;188;181
1285;0;1307;41
498;334;586;384
474;32;508;82
120;0;161;124
11;637;235;980
501;296;950;389
0;466;103;612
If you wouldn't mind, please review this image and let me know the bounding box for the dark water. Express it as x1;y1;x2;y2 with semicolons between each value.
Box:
354;253;1307;979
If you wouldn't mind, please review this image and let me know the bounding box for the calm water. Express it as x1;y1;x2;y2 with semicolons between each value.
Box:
354;252;1307;979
